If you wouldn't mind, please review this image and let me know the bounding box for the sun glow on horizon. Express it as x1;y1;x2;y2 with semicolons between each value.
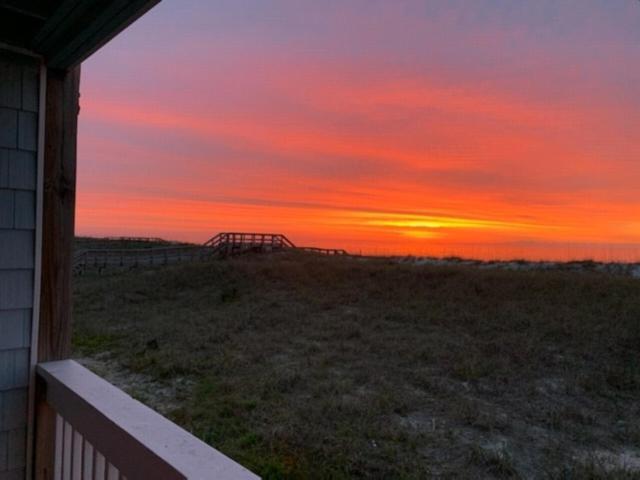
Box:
76;0;640;262
354;212;543;232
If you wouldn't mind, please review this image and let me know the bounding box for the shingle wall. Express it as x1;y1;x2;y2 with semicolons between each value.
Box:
0;50;40;480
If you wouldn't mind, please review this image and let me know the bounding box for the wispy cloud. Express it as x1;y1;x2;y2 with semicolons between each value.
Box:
77;0;640;260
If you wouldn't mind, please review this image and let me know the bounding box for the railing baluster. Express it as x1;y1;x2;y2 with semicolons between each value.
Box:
94;452;106;480
63;421;73;480
54;414;64;480
83;440;94;480
72;430;83;479
107;463;119;480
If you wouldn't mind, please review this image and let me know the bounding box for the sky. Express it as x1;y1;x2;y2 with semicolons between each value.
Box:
77;0;640;260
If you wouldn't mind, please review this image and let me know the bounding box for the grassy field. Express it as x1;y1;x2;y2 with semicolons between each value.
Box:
72;252;640;479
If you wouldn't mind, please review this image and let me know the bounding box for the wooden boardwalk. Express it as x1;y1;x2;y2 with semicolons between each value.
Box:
74;232;348;272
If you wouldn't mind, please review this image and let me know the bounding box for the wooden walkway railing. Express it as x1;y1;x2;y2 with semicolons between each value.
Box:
203;232;296;250
297;246;348;256
37;360;258;480
201;232;349;256
74;232;348;272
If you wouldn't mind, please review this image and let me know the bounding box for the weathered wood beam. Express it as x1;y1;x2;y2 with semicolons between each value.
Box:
46;0;154;69
0;0;51;20
31;0;86;48
34;65;80;480
37;66;79;362
32;0;160;70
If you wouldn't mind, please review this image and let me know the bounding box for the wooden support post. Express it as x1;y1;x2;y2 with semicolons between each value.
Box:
38;66;80;361
34;65;80;480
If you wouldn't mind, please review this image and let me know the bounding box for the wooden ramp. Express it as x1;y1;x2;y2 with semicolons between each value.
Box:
74;232;348;272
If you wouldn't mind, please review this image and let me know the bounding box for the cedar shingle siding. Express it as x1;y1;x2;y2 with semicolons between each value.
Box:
0;50;39;480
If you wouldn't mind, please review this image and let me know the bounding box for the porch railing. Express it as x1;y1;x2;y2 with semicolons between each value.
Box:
36;360;259;480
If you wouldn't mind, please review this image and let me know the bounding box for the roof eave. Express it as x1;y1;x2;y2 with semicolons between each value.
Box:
0;0;160;70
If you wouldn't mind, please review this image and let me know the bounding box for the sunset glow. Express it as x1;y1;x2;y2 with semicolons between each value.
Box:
77;1;640;260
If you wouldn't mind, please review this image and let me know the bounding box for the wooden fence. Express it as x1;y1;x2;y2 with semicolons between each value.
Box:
74;232;348;272
73;246;213;272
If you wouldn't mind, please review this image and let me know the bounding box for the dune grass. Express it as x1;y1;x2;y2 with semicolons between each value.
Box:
72;252;640;479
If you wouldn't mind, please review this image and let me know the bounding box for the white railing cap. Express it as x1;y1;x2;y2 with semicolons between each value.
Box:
38;360;260;480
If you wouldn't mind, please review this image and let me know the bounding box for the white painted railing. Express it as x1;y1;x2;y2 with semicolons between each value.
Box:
37;360;259;480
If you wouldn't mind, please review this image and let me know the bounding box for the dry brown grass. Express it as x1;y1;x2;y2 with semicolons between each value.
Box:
73;252;640;479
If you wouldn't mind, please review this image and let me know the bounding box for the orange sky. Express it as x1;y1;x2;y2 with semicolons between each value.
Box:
76;1;640;261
